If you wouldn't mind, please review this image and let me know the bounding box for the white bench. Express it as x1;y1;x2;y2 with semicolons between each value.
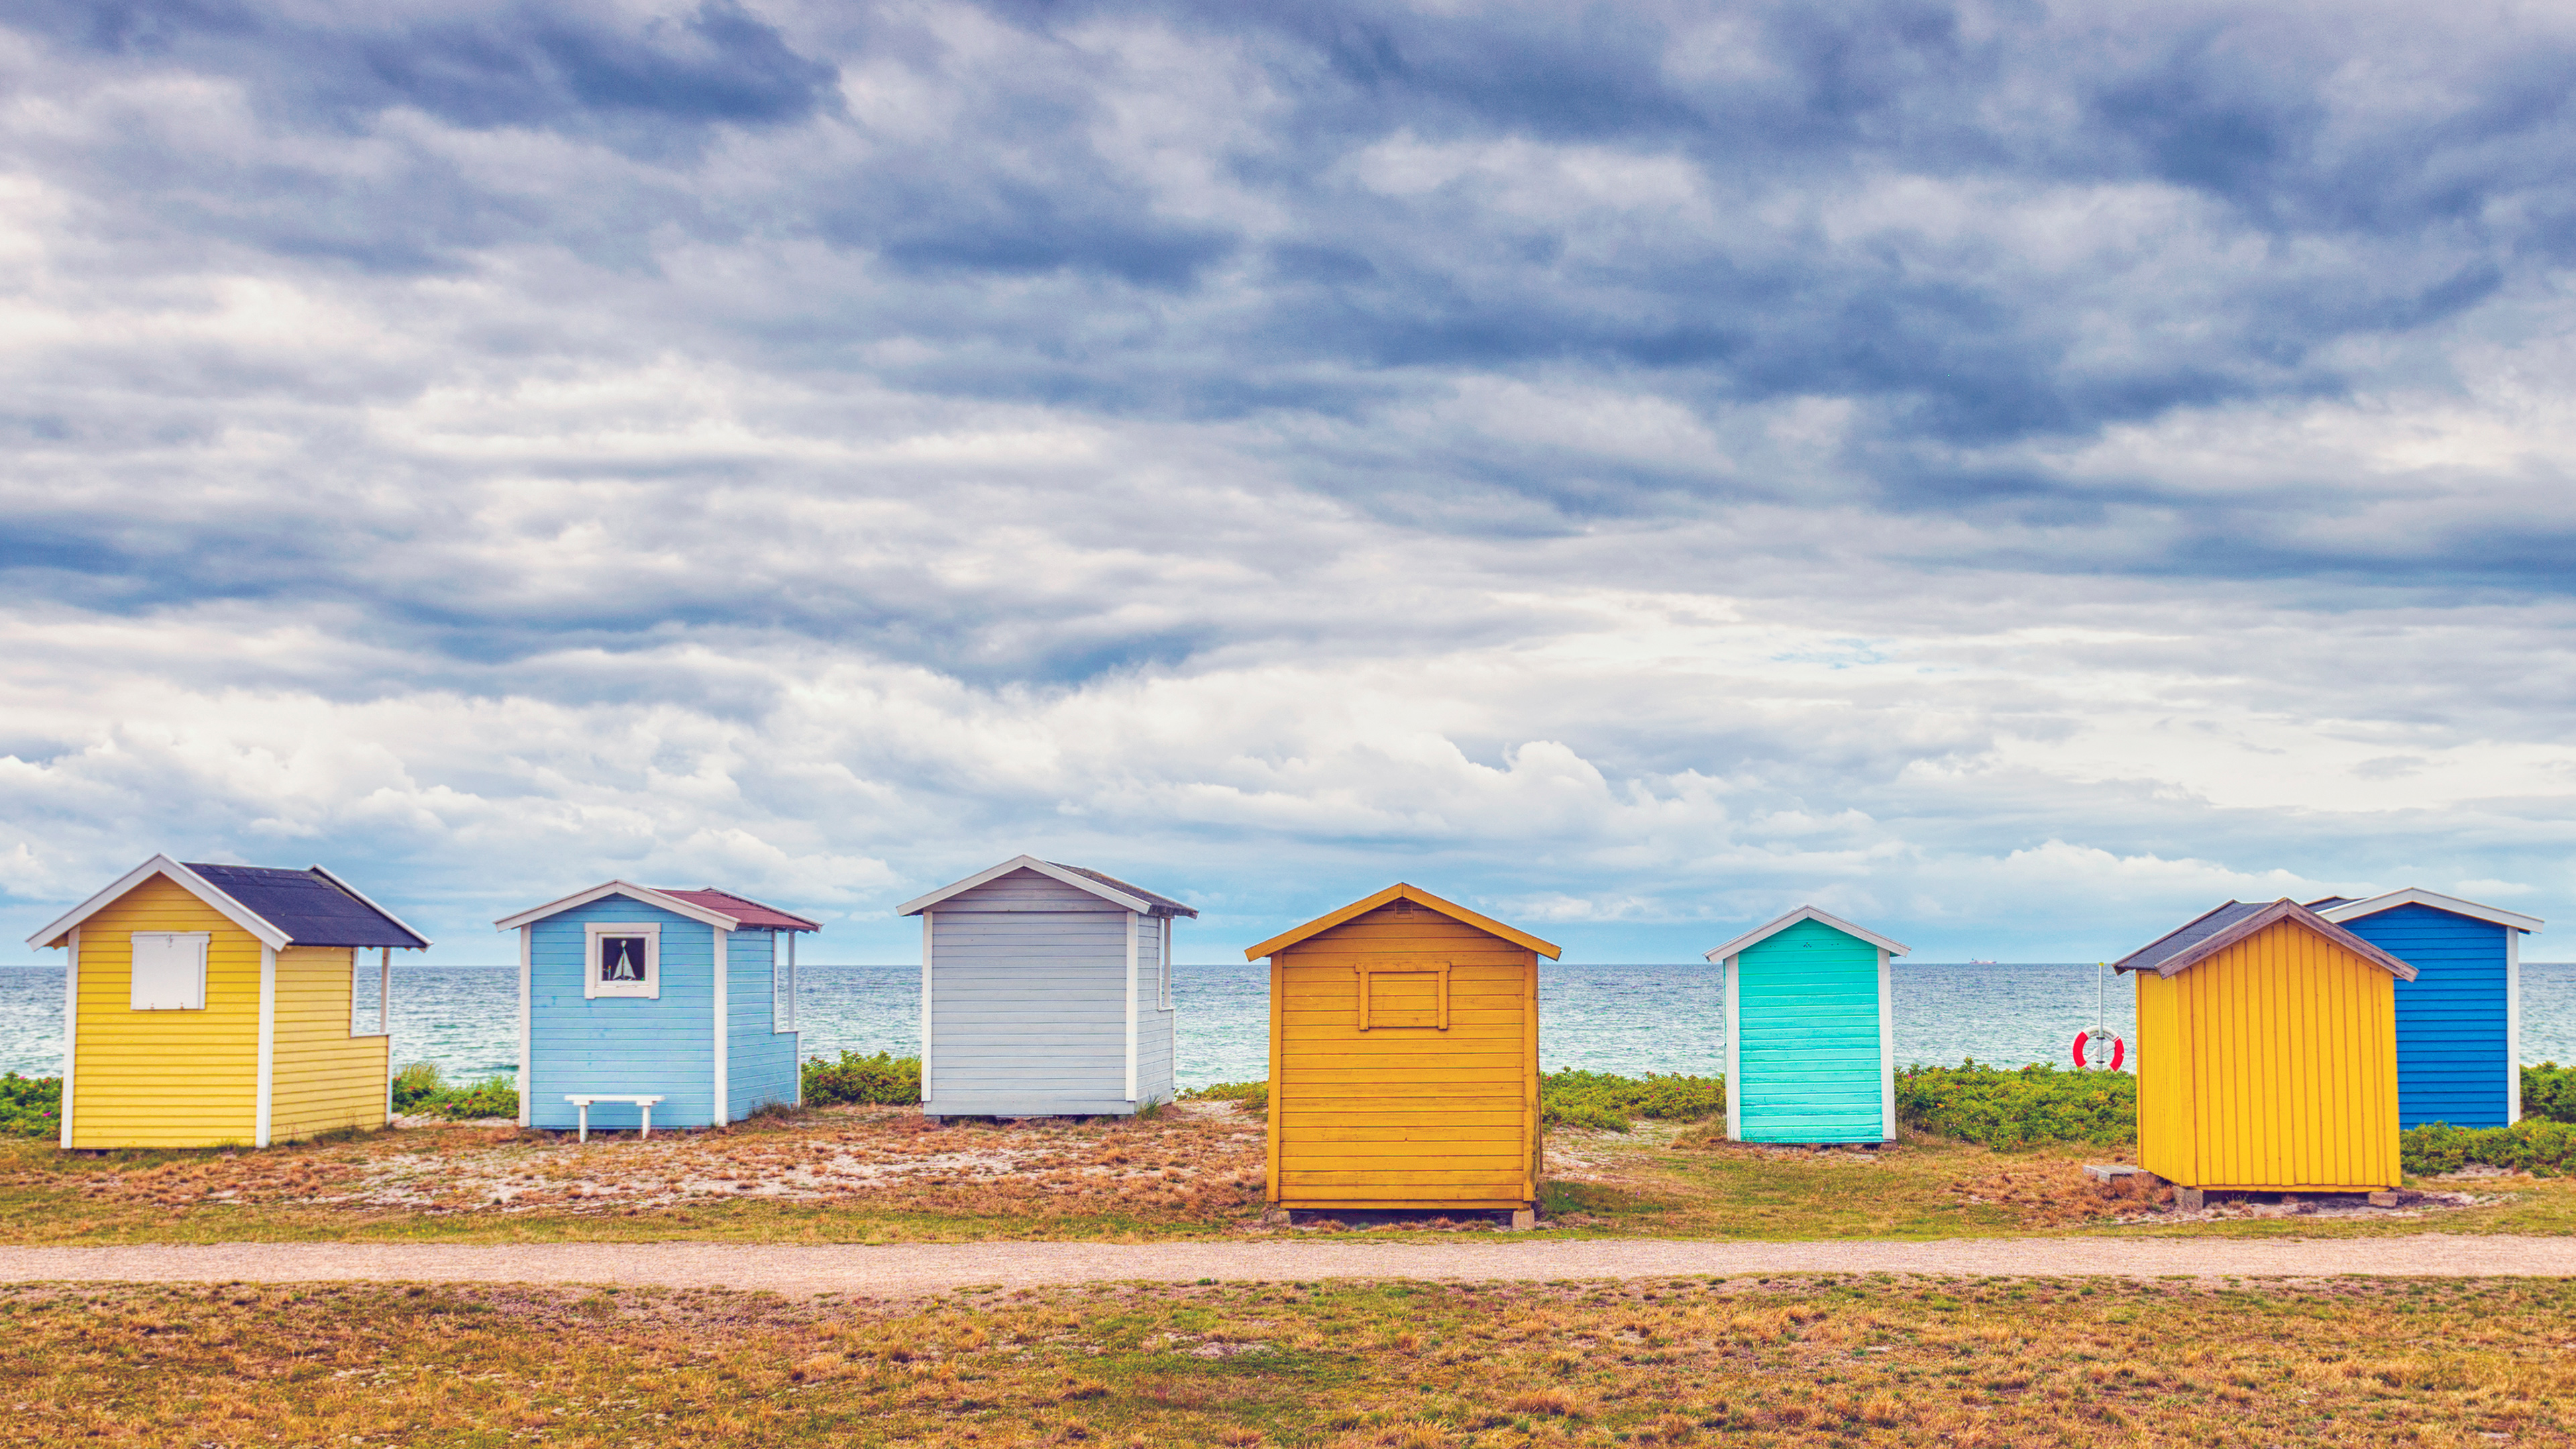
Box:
564;1093;665;1142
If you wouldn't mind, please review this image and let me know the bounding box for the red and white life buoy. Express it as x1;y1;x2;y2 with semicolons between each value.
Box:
2073;1032;2126;1071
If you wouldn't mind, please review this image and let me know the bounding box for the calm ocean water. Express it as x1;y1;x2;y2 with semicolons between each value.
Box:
7;961;2576;1089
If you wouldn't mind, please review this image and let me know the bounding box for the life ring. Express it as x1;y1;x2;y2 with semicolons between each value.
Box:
2073;1032;2127;1071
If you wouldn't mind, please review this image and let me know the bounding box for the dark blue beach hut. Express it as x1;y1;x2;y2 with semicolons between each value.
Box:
496;882;818;1136
2310;889;2542;1129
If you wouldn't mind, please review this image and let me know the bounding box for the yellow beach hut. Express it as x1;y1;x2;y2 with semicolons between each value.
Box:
2114;898;2414;1196
1244;883;1558;1226
28;854;431;1149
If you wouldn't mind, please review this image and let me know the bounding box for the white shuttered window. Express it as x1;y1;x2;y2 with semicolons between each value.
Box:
129;932;209;1010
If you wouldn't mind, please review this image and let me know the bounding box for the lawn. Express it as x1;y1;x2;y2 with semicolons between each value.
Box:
5;1101;2573;1244
3;1275;2569;1446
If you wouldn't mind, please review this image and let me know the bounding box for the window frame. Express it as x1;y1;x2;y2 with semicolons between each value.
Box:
1354;959;1450;1032
583;921;661;1000
129;931;209;1011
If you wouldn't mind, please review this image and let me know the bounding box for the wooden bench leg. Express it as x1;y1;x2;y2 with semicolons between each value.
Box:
576;1102;589;1144
639;1104;651;1140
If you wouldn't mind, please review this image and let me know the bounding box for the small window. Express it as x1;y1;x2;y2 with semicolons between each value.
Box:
1355;960;1450;1031
130;932;209;1010
584;922;660;1000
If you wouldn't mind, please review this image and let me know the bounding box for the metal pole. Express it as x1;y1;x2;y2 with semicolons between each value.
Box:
2095;961;2106;1067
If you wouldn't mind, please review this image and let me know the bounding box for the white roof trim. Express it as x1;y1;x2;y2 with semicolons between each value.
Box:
2315;888;2542;934
1703;904;1912;963
898;855;1155;916
492;881;741;933
26;853;290;952
309;864;434;949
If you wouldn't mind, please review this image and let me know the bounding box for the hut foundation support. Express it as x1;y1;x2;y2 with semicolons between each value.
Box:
1510;1208;1536;1230
2174;1186;2205;1212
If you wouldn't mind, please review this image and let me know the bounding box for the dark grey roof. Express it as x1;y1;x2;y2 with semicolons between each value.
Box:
1049;862;1198;918
2302;896;2355;910
2114;898;2415;980
184;863;430;949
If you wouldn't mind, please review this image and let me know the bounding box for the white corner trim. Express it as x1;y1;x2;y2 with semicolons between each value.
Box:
256;943;276;1148
1125;911;1140;1104
920;913;935;1113
495;880;741;933
1723;953;1741;1142
2510;927;2524;1125
517;925;533;1128
60;928;78;1149
1160;916;1175;1012
1877;947;1897;1141
28;853;290;953
1703;904;1911;963
2315;888;2544;934
897;853;1159;917
713;926;731;1125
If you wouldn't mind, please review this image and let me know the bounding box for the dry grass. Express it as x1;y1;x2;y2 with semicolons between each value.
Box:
2;1275;2571;1446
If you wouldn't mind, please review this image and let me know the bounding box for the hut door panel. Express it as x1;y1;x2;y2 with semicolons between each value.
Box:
1735;920;1884;1142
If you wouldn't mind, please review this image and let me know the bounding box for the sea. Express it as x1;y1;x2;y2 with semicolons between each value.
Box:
7;961;2576;1089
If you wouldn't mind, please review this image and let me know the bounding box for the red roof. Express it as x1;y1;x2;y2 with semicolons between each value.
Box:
657;888;820;932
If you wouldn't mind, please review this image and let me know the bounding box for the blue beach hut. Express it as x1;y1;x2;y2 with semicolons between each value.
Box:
495;882;818;1135
2311;889;2544;1128
1704;906;1910;1144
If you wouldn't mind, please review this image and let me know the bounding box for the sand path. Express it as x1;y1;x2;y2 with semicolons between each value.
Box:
3;1236;2572;1295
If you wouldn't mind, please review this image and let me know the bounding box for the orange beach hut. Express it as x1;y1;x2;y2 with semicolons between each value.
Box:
2114;898;2415;1194
1244;883;1558;1225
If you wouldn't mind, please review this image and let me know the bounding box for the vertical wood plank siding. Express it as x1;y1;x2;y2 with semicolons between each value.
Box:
2335;904;2512;1128
527;898;719;1130
1271;904;1538;1210
2134;920;2401;1190
269;946;390;1139
65;875;260;1148
926;869;1143;1116
727;930;797;1120
1733;918;1886;1143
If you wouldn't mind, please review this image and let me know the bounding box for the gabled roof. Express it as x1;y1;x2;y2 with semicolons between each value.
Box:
657;889;820;932
27;854;431;952
1242;883;1561;961
2312;888;2542;935
2113;899;2418;980
898;855;1197;918
495;881;768;933
1703;905;1910;963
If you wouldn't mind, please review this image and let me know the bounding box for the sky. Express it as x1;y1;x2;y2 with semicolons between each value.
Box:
3;0;2573;965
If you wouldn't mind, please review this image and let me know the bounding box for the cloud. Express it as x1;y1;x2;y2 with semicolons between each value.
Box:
0;0;2572;963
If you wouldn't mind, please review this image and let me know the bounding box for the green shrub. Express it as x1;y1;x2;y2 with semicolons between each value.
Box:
802;1051;920;1106
1895;1061;2137;1149
1179;1081;1268;1116
2522;1063;2576;1124
390;1061;519;1121
1540;1070;1727;1134
2402;1118;2576;1177
0;1073;61;1137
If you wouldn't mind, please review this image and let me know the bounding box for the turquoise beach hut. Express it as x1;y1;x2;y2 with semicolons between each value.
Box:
1704;906;1910;1144
2310;889;2543;1129
495;882;819;1136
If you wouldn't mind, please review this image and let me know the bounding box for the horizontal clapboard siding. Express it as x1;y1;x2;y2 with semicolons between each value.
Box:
67;875;260;1148
2339;904;2512;1128
527;898;718;1130
1735;918;1884;1143
928;869;1136;1116
1271;903;1536;1208
729;930;796;1120
270;946;388;1140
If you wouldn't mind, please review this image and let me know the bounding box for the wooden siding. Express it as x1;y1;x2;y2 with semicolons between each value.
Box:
1268;902;1538;1210
1136;916;1173;1106
727;930;797;1119
270;946;389;1140
527;896;721;1130
2337;904;2513;1128
926;879;1137;1114
66;875;261;1147
2133;919;2401;1191
1733;918;1886;1143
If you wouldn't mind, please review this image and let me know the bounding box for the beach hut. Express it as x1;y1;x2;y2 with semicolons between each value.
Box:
1703;906;1909;1144
2309;889;2543;1129
898;856;1197;1120
495;882;818;1135
27;853;430;1149
2115;899;2415;1194
1244;883;1558;1226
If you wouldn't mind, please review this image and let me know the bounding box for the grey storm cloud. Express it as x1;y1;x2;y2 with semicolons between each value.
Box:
1;0;2572;959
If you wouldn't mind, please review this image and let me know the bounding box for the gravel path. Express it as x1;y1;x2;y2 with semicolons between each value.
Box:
4;1236;2573;1295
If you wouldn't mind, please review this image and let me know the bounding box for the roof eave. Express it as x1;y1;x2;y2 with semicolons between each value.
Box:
898;855;1158;917
493;881;743;933
1243;883;1562;961
2117;900;2420;981
25;853;292;953
307;865;433;949
2314;888;2543;935
1702;904;1912;963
